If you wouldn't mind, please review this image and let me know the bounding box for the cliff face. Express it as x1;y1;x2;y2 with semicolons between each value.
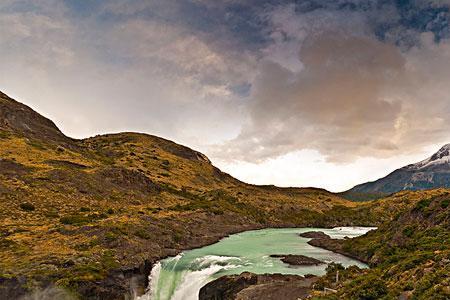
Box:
0;91;356;299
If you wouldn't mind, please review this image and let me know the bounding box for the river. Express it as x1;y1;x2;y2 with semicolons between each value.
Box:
136;227;375;300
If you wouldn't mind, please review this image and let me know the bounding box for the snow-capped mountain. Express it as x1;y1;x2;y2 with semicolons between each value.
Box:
344;144;450;200
405;144;450;170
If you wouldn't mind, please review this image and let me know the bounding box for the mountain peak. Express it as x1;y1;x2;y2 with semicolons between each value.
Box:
431;143;450;160
407;143;450;170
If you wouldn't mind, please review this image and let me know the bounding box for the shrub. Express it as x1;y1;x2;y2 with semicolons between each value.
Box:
56;146;65;152
104;232;118;243
60;215;90;225
0;130;11;139
19;202;35;211
415;199;432;211
402;226;415;238
146;207;162;213
173;232;183;243
44;211;59;218
134;229;151;239
60;213;107;225
351;277;388;300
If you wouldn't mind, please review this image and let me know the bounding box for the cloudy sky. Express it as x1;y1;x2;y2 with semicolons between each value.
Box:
1;0;450;192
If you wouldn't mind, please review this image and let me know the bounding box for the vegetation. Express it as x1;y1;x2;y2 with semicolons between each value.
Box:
19;202;35;212
0;93;360;299
312;192;450;300
1;92;448;299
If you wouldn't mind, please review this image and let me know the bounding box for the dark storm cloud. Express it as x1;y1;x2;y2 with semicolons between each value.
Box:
212;0;450;162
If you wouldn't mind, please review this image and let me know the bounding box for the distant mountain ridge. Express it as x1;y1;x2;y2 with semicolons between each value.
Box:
344;144;450;200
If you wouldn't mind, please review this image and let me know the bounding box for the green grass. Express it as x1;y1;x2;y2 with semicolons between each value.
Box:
314;193;450;299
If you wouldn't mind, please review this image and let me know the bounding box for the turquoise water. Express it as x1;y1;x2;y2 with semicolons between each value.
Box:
136;227;375;300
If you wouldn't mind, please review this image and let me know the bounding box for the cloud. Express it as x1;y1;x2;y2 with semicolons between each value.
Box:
1;0;450;171
212;3;450;163
102;18;253;95
0;0;255;148
0;2;75;67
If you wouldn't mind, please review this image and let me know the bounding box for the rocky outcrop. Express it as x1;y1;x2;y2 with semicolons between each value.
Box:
199;272;317;300
299;231;331;239
0;92;72;145
307;238;368;264
270;254;324;266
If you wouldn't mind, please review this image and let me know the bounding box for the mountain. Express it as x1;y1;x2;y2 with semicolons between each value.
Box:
344;144;450;201
0;91;358;299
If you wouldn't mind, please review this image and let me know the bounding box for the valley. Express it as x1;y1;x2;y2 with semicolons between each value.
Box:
138;227;372;300
0;91;448;300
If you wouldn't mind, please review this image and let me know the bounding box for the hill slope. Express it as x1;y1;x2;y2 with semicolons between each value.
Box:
188;189;450;300
344;144;450;201
312;189;450;299
0;91;358;299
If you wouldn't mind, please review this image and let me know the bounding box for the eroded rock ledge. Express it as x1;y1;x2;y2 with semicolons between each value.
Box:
199;272;318;300
269;254;324;266
306;235;369;264
298;231;331;239
297;231;368;264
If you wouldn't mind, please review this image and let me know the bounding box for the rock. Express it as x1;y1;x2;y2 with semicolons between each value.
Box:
299;231;331;239
307;238;343;253
199;272;317;300
0;277;30;300
163;248;179;256
199;272;257;300
0;92;71;146
270;254;324;266
398;291;413;300
307;238;368;264
74;257;90;265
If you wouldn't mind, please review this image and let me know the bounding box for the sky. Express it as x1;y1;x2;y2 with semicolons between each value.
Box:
1;0;450;192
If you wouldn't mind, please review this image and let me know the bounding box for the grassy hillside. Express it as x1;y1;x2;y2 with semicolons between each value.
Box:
312;189;450;300
2;92;448;300
0;92;360;299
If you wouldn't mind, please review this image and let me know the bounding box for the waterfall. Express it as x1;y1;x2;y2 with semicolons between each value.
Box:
136;255;240;300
